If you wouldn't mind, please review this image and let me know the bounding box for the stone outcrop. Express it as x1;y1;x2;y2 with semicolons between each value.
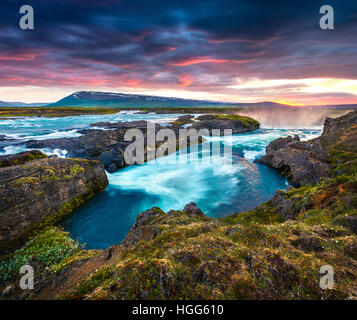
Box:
258;110;357;187
320;110;357;147
187;114;260;134
257;135;330;186
24;121;185;173
0;154;108;254
0;150;47;169
25;124;135;173
122;202;204;247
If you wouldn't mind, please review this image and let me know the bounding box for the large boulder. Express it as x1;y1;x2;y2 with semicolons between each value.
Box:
320;111;357;146
258;135;330;186
258;110;357;187
0;155;108;254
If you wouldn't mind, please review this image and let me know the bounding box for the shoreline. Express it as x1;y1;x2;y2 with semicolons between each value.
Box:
0;106;241;119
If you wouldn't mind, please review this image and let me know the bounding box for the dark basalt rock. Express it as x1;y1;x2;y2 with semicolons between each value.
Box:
0;156;108;254
170;115;195;127
183;202;204;217
320;111;357;148
24;121;168;173
271;190;299;220
177;115;194;121
258;111;357;187
90;120;150;130
121;207;165;246
76;128;103;135
0;150;47;168
257;135;330;187
122;203;205;247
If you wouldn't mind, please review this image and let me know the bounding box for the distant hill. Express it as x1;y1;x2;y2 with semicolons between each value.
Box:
0;101;48;107
47;91;288;108
0;101;14;107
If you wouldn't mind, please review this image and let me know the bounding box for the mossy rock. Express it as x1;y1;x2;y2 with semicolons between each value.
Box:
0;150;47;169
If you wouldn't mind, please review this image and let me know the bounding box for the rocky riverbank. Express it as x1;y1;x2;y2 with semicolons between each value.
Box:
256;135;330;186
1;111;356;300
0;151;108;255
257;110;357;187
22;114;259;173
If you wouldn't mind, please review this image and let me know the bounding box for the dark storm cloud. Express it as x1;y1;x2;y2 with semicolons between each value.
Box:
0;0;356;103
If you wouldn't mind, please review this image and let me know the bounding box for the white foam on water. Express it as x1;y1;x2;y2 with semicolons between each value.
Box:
49;149;68;158
1;129;81;141
0;145;30;155
243;150;266;160
0;112;184;141
108;137;244;212
29;129;82;140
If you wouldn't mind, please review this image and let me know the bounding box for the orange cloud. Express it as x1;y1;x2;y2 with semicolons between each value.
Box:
178;74;194;87
171;56;229;66
125;79;142;87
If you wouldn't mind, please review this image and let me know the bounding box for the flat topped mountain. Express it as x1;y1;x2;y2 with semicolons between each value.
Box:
48;91;232;108
48;91;288;108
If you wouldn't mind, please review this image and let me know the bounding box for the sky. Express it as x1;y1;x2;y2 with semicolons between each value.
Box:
0;0;357;105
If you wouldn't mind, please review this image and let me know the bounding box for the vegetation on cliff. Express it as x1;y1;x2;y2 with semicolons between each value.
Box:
0;155;108;255
0;227;80;283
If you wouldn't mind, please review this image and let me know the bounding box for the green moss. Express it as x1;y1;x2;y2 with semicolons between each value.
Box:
210;114;260;126
2;168;107;255
52;250;100;273
12;176;40;187
60;265;117;299
0;150;47;169
225;201;283;225
70;165;85;175
0;227;79;282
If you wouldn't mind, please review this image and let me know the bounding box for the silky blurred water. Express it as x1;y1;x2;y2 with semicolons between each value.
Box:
0;111;181;146
61;128;321;249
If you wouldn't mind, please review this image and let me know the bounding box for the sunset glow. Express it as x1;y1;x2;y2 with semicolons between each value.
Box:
0;0;356;105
